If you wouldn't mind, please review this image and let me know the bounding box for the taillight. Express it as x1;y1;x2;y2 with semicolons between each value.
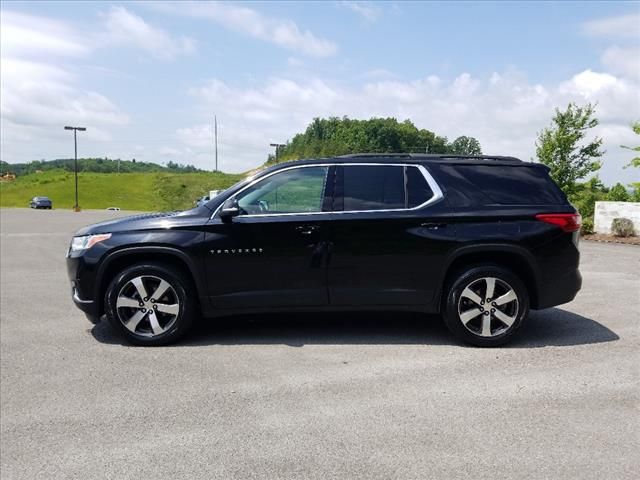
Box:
535;213;582;232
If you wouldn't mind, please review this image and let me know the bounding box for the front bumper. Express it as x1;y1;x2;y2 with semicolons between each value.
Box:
71;285;99;318
67;252;100;319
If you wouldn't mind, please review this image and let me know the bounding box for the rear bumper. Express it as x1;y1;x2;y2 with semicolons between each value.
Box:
534;268;582;309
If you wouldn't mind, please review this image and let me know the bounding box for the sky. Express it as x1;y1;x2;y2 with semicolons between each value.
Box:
1;0;639;185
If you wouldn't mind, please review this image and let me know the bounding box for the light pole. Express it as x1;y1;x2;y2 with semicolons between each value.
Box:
64;126;86;211
214;115;218;171
270;143;285;163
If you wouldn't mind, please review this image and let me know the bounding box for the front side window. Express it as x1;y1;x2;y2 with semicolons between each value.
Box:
236;166;329;215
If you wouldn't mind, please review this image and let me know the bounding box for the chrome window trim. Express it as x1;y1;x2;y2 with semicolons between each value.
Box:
212;163;444;219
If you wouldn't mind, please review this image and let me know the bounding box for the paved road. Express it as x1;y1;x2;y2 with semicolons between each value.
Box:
1;208;638;479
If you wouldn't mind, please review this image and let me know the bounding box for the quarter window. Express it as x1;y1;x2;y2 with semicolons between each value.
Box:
406;165;434;208
236;166;329;215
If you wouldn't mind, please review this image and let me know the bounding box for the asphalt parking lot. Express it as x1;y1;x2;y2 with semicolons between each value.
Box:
1;208;638;479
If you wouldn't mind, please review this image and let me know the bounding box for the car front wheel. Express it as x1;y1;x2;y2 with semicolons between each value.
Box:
104;263;196;346
443;265;529;347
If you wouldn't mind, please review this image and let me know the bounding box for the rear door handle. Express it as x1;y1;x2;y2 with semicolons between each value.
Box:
295;225;320;235
421;222;447;230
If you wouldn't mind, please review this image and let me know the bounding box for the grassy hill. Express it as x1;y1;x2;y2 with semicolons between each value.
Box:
0;169;244;211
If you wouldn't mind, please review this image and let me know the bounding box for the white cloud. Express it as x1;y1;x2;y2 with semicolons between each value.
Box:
1;7;197;162
2;58;126;125
151;1;337;57
177;70;640;185
102;6;195;60
601;45;640;80
581;13;640;81
339;1;382;23
0;11;129;161
559;70;621;96
582;13;640;39
1;58;128;143
0;11;90;58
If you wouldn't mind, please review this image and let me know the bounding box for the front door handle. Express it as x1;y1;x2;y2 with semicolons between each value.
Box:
421;222;447;230
295;225;320;235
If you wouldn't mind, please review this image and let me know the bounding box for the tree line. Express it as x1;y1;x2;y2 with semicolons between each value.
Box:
0;158;201;176
269;117;482;164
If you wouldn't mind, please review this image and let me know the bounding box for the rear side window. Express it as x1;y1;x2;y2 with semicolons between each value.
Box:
438;164;566;205
338;165;435;211
343;165;404;211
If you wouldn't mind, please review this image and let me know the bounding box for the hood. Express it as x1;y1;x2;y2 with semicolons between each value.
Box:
74;206;211;236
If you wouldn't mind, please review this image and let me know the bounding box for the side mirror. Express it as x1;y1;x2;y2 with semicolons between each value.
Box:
220;198;240;223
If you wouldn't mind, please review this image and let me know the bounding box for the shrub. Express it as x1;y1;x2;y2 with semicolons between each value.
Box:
611;218;635;237
581;218;594;235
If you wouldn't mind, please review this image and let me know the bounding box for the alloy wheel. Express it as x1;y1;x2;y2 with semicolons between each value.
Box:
457;276;519;338
115;275;180;337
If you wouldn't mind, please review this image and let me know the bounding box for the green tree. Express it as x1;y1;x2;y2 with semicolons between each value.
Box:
622;121;640;168
570;176;608;220
535;102;604;196
272;117;479;163
607;183;630;201
450;136;482;155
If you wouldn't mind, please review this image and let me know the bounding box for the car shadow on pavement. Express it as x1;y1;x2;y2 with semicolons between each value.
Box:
90;307;619;348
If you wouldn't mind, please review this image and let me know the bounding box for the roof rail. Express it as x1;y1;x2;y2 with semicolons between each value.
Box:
336;153;412;158
427;154;522;162
336;153;522;162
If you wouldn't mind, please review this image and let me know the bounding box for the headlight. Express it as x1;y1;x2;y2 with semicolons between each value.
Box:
70;233;112;252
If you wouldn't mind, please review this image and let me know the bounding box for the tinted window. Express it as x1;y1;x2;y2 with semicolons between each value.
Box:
439;164;566;205
236;166;329;214
406;166;434;208
343;165;405;211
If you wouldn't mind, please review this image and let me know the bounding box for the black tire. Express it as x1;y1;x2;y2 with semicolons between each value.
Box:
104;262;196;346
442;265;529;347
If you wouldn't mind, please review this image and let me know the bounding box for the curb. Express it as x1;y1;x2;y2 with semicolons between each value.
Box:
582;237;640;246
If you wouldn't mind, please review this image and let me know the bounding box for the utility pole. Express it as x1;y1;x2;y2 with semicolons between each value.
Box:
214;115;218;171
64;126;86;212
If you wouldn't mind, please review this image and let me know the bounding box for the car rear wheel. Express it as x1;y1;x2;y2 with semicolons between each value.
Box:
104;263;196;346
443;265;529;347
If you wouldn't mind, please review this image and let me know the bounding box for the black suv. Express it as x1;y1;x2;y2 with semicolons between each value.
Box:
67;154;581;347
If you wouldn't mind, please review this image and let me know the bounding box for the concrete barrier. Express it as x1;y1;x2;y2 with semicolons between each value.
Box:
594;201;640;234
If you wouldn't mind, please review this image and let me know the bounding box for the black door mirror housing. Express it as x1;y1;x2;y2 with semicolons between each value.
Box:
220;198;240;222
